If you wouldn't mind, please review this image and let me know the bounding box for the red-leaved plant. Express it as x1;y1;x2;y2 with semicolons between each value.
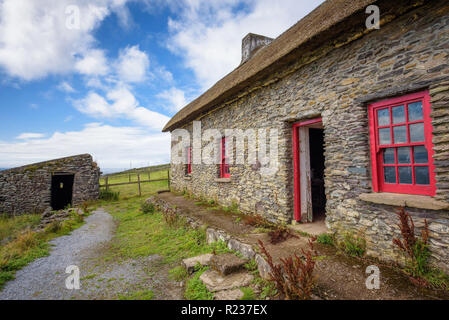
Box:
392;207;430;280
258;238;317;300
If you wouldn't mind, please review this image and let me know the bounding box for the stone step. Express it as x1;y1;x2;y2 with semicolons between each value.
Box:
182;254;213;274
210;253;247;276
199;269;253;292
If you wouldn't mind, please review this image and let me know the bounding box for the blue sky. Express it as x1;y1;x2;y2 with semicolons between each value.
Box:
0;0;323;172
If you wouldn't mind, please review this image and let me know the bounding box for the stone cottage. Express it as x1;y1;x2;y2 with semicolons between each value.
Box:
0;154;100;215
164;0;449;271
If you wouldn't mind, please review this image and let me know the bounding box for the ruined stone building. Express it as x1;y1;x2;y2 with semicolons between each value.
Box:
0;154;100;215
164;0;449;271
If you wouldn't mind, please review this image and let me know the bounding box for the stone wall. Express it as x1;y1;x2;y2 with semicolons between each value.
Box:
0;154;100;215
170;1;449;271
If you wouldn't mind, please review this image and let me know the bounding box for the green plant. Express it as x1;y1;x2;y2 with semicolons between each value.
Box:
244;259;258;272
339;231;366;257
99;190;120;201
240;287;256;300
184;267;214;300
141;202;155;214
317;233;334;246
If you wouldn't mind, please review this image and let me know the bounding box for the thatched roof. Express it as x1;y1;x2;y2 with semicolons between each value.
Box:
162;0;375;132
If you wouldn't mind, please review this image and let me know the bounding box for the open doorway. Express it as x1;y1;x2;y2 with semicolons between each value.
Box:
51;174;74;210
292;118;327;226
309;128;326;222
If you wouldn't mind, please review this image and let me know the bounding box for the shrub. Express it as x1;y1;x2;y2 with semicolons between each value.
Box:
141;202;155;214
392;208;430;278
317;233;334;246
99;190;120;201
258;239;317;300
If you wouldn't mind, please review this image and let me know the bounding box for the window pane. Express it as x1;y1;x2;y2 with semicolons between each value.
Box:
408;101;423;122
413;146;428;164
383;148;395;164
379;128;391;145
398;167;413;184
384;167;396;184
392;105;406;124
410;123;425;142
393;126;407;144
377;108;390;126
397;147;411;164
415;166;430;185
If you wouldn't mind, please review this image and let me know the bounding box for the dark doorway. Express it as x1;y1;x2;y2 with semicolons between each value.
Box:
309;128;326;222
51;174;74;210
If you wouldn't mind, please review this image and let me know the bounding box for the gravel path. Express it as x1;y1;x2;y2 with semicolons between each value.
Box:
0;208;183;300
0;209;115;300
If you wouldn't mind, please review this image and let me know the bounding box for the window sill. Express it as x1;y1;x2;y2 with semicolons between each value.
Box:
184;176;192;181
215;178;231;183
359;192;449;211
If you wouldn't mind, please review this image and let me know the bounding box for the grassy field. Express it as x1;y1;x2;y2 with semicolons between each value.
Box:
100;167;170;199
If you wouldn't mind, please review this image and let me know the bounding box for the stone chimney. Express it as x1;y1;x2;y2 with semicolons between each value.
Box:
241;33;274;64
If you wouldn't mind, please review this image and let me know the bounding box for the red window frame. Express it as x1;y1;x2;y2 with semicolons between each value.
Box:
220;137;230;178
368;91;436;196
185;146;192;175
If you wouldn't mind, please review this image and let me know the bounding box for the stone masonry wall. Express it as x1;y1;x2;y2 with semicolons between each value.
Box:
0;154;100;215
170;1;449;271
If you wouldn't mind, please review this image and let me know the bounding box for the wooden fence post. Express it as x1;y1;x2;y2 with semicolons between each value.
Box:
129;173;131;182
148;169;151;181
167;169;170;191
137;174;141;197
105;176;109;191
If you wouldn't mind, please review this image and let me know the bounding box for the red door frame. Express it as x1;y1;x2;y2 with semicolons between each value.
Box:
292;117;322;222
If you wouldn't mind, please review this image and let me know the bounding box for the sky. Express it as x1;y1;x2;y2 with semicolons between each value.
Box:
0;0;324;173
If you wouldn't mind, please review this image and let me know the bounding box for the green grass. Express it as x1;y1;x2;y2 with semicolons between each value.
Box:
169;266;188;282
0;215;85;289
184;267;213;300
118;289;154;300
0;214;42;243
240;287;256;300
100;168;170;199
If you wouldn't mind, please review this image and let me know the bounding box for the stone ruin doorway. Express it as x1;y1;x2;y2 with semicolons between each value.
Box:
293;118;327;226
51;173;74;210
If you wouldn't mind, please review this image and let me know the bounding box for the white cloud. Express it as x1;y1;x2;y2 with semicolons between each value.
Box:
167;0;324;89
74;86;170;131
115;45;150;83
58;81;76;93
75;49;110;76
0;0;129;81
16;133;46;140
0;123;170;169
157;87;188;112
